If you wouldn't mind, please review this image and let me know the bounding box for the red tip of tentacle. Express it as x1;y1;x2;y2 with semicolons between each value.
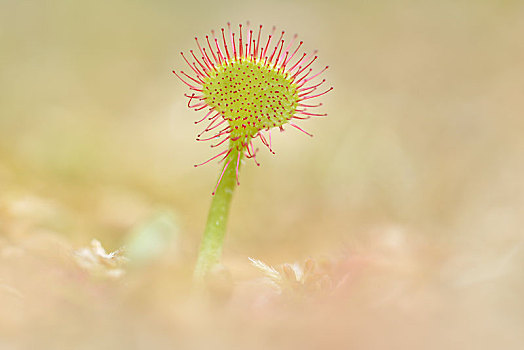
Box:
194;148;229;168
298;87;333;101
289;122;313;137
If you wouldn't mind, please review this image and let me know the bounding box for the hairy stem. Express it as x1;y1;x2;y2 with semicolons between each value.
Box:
193;143;241;282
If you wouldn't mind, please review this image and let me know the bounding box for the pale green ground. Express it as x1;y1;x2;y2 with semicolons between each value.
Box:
1;0;524;349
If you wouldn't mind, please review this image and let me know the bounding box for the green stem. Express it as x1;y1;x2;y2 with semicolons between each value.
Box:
193;143;241;282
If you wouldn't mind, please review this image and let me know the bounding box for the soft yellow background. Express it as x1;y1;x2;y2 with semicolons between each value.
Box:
1;0;523;349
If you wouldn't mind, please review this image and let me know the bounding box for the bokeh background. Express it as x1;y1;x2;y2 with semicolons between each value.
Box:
1;0;523;349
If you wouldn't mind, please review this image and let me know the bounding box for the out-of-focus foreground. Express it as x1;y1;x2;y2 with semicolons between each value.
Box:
1;0;524;349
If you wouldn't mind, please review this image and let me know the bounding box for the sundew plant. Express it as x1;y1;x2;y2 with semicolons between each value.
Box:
173;23;331;281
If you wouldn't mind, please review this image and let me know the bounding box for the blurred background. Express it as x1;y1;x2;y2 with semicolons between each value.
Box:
1;0;523;349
